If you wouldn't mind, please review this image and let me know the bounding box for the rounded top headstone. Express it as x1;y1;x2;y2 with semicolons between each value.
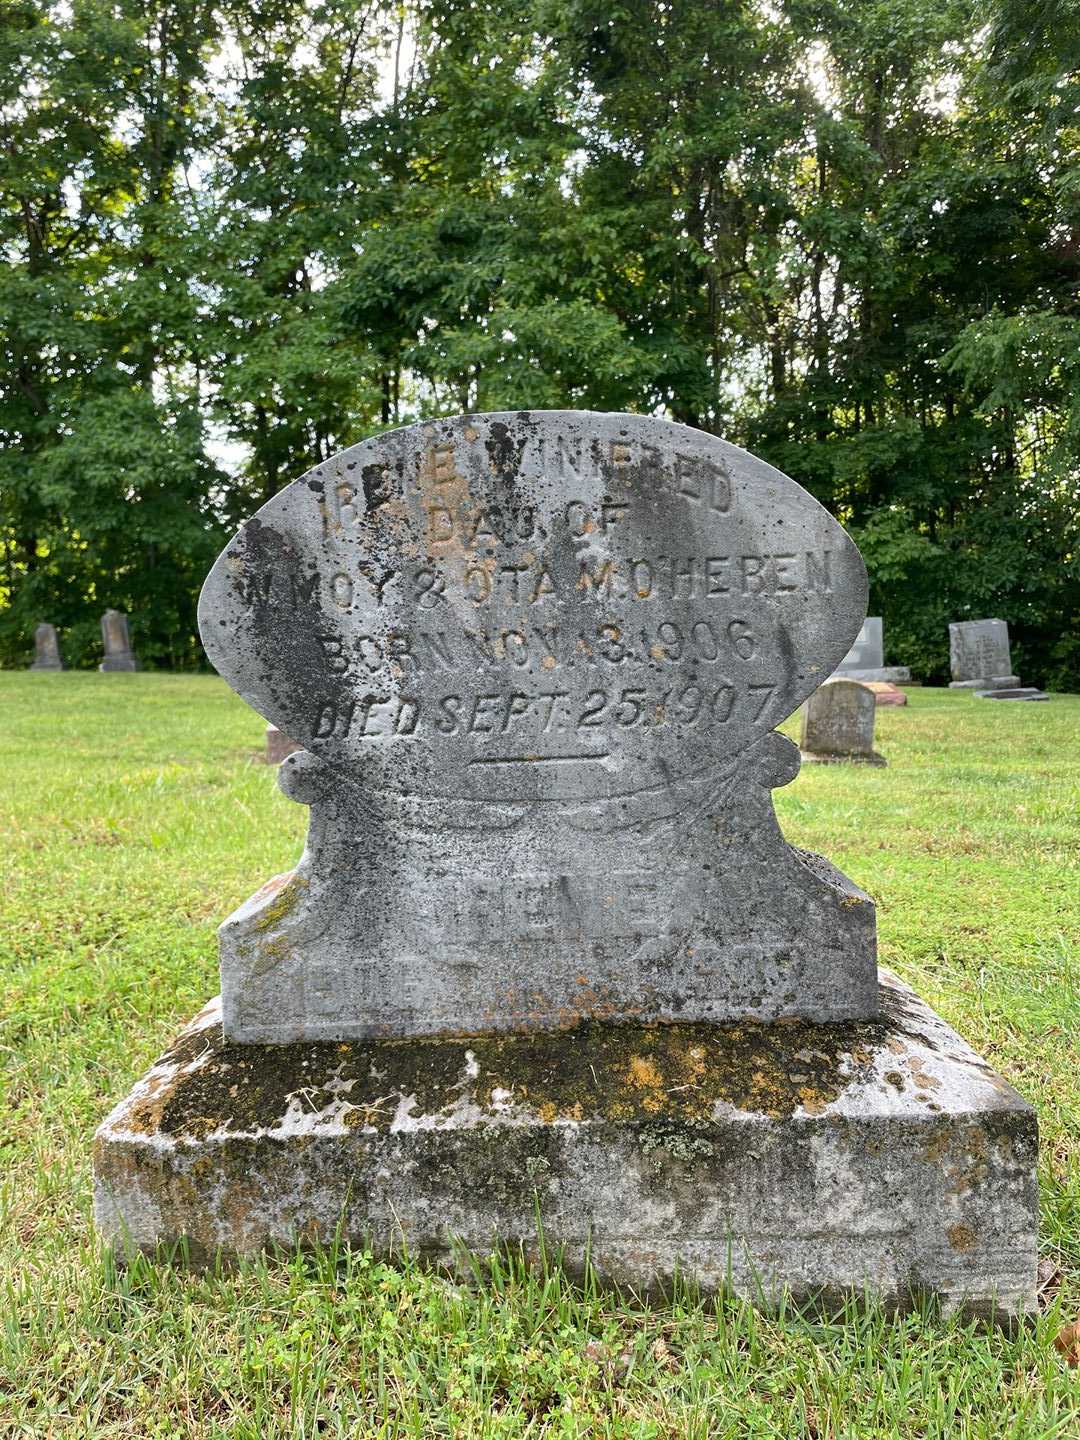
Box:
199;411;867;805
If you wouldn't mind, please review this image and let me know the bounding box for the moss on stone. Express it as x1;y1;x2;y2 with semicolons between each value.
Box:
250;872;306;933
133;986;942;1143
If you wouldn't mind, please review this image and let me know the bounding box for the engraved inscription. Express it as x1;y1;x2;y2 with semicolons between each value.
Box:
201;410;868;803
199;410;880;1046
437;871;673;942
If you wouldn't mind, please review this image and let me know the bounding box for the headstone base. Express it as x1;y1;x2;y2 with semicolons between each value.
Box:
975;688;1049;702
949;676;1019;690
99;656;141;672
29;660;63;671
94;973;1036;1322
834;667;912;684
861;682;907;707
800;749;887;767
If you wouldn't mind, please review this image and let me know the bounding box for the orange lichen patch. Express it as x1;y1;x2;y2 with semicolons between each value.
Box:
626;1055;666;1113
947;1222;978;1253
923;1130;952;1164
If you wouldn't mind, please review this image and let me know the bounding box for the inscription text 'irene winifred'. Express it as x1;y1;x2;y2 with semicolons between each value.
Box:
199;411;878;1041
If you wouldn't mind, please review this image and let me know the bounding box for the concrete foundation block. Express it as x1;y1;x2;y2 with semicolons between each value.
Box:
94;972;1037;1321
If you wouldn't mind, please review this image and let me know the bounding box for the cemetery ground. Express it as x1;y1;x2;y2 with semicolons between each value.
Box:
1;676;1078;1439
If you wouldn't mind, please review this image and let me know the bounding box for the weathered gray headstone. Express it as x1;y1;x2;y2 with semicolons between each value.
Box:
948;619;1048;700
29;623;64;671
94;412;1038;1320
800;679;885;766
265;725;303;764
833;617;910;683
198;411;875;1039
948;619;1017;689
98;610;141;671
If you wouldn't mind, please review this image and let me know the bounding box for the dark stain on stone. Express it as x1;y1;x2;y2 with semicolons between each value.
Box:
484;421;528;479
361;462;395;511
236;518;353;729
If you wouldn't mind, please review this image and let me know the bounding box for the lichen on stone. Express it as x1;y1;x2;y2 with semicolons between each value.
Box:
119;988;946;1146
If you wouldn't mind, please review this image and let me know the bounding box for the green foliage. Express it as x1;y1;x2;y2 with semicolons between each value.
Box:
1;0;1077;682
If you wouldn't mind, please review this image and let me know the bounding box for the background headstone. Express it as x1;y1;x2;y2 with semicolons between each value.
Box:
98;610;141;672
862;681;907;707
197;410;877;1040
949;619;1048;699
29;623;63;671
800;679;886;765
948;619;1018;689
833;616;911;683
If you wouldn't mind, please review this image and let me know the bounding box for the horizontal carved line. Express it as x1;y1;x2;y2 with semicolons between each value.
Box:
468;753;610;766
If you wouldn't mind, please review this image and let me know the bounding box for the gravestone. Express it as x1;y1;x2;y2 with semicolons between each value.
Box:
95;412;1037;1319
948;620;1046;700
266;725;303;764
199;411;878;1039
800;680;885;766
29;623;64;671
98;610;141;671
862;681;907;707
832;616;910;683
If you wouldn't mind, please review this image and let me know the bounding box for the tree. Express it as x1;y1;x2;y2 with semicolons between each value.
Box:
1;0;1077;684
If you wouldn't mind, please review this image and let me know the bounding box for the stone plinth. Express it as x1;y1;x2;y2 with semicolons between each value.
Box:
951;677;1021;691
976;688;1049;703
93;972;1038;1322
841;667;912;683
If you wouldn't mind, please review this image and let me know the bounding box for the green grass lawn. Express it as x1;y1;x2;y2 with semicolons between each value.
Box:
1;674;1078;1438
